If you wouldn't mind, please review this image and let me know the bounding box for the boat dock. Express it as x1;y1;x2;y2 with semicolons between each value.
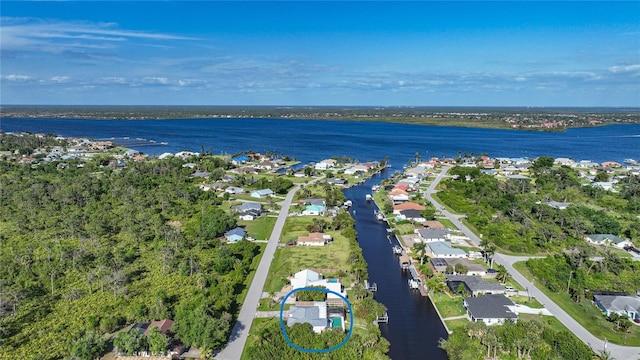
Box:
373;311;389;325
364;279;378;292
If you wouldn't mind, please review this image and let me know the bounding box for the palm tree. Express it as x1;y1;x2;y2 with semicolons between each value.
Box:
413;242;427;264
593;349;615;360
496;264;510;284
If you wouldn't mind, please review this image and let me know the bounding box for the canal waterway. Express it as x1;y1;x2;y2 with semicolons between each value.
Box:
343;169;448;360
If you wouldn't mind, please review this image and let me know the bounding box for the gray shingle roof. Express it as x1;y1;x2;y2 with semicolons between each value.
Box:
446;275;505;292
464;294;517;320
595;295;640;313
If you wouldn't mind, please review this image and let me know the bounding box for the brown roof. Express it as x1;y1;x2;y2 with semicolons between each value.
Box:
144;319;174;335
297;232;326;243
423;220;445;229
393;202;425;211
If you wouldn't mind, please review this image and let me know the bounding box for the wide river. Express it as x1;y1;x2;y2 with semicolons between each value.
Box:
2;117;640;358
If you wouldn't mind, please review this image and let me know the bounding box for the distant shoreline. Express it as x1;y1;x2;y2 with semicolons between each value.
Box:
2;104;639;132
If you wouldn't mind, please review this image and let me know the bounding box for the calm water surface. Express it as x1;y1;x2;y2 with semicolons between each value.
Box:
2;117;640;359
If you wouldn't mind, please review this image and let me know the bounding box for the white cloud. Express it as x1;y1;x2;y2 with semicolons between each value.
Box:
0;17;198;54
50;76;70;83
141;77;169;85
3;74;33;83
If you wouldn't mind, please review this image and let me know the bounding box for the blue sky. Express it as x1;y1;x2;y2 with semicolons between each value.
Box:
1;1;639;106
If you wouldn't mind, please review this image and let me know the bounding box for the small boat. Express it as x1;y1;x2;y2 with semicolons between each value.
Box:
624;158;637;164
408;279;420;289
372;185;381;192
376;211;385;221
365;194;373;201
392;245;403;255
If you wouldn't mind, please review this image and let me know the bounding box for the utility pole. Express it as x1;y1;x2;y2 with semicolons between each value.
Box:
567;270;574;294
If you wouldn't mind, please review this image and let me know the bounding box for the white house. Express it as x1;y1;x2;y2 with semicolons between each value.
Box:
586;234;632;249
287;302;328;333
315;159;337;170
427;241;467;258
251;189;274;198
297;232;332;246
290;269;345;300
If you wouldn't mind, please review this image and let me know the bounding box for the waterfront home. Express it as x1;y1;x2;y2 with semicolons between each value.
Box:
593;294;640;321
287;302;329;333
297;232;332;246
398;209;426;223
315;159;337;170
446;275;506;297
416;229;451;243
290;269;345;300
224;227;246;243
251;189;274;198
393;202;425;214
554;157;575;166
544;200;571;210
302;204;326;216
231;155;250;165
585;234;631;249
464;294;518;326
427;241;466;258
430;258;487;276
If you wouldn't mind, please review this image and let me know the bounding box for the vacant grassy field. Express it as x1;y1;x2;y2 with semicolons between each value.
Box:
514;261;640;346
430;292;466;318
238;216;277;240
263;217;351;293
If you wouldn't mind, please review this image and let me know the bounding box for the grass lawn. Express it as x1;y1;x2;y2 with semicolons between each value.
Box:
264;217;350;292
445;318;469;332
279;216;325;243
430;292;466;318
395;223;416;235
435;218;458;230
518;313;570;334
239;216;277;240
513;261;640;346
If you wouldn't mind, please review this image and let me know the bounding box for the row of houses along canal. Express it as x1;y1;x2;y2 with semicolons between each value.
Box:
343;169;448;360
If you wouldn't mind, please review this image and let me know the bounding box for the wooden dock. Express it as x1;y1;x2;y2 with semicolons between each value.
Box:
374;311;389;325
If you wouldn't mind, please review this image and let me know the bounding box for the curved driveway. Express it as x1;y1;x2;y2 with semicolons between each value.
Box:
424;166;640;359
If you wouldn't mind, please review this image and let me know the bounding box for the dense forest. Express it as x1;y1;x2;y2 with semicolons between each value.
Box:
437;158;639;253
0;135;265;358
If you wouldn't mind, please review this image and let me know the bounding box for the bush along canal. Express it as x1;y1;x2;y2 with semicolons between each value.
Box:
343;169;448;360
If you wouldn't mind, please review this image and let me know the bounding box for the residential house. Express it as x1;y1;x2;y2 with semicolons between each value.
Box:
224;227;246;243
290;269;346;300
302;204;326;216
593;294;640;321
231;155;250;165
464;294;518;325
417;229;451;243
315;159;337;170
297;232;332;246
190;171;211;179
251;189;274;198
144;319;174;336
256;160;276;171
430;257;484;275
446;275;506;296
175;151;199;159
225;186;245;195
200;183;226;192
586;234;632;249
398;209;426;223
327;178;348;186
554;157;575;166
389;188;410;204
393;202;425;214
427;242;466;258
287;302;329;333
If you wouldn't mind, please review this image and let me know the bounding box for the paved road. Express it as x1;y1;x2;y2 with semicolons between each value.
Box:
423;166;640;359
215;185;299;360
